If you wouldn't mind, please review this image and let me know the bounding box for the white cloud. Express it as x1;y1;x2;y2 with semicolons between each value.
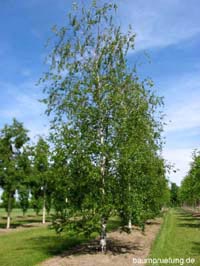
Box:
0;80;48;141
166;101;200;132
163;73;200;132
118;0;200;50
163;148;193;185
160;72;200;185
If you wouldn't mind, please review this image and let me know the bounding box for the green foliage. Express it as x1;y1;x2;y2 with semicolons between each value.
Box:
17;146;33;215
1;190;15;211
40;0;168;237
30;137;52;218
0;118;29;227
31;196;43;215
18;186;29;215
0;119;29;191
179;150;200;207
170;182;180;207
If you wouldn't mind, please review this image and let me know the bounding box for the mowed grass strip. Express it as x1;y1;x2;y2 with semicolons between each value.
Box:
147;208;200;265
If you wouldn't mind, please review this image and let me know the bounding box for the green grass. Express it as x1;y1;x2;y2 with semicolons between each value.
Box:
0;208;52;228
0;211;120;266
0;226;84;266
147;208;200;265
0;208;37;217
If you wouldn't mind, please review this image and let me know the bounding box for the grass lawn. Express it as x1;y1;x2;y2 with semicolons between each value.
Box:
147;208;200;265
0;208;37;217
0;226;85;266
0;210;120;266
0;208;52;228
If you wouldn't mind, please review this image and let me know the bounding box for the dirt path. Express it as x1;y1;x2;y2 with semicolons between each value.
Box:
41;218;162;266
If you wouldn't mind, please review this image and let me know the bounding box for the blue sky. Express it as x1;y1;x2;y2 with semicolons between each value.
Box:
0;0;200;185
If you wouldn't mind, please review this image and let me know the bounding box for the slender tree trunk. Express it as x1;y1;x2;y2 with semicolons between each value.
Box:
42;190;46;224
128;183;132;230
100;127;107;252
96;69;107;252
128;219;132;230
6;191;12;229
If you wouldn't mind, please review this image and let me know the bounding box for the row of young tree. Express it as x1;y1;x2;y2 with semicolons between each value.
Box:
0;1;170;249
179;150;200;208
0;119;51;228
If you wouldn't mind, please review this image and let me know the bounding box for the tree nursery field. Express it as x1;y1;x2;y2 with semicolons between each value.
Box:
0;208;200;266
0;1;199;266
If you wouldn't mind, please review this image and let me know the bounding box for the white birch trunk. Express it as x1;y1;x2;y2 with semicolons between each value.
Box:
96;68;107;252
128;219;132;230
100;126;107;252
6;192;12;229
6;215;10;229
128;183;132;230
42;190;46;224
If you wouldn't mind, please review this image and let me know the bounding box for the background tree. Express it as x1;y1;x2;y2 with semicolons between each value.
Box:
18;187;29;216
0;119;29;228
31;137;51;224
17;145;33;216
114;75;166;230
170;182;180;207
179;150;200;208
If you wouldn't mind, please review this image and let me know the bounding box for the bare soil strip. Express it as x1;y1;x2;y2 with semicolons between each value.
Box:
41;218;162;266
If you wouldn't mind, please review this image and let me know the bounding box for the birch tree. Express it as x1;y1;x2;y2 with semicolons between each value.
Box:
41;0;167;247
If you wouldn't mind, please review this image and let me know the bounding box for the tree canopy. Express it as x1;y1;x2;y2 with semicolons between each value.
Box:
40;0;169;243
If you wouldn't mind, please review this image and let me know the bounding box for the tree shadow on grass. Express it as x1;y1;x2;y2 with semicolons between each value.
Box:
0;215;52;229
178;223;200;228
176;211;191;218
177;210;200;229
27;234;142;257
0;221;22;229
191;241;200;255
0;221;43;229
178;216;199;221
20;235;83;256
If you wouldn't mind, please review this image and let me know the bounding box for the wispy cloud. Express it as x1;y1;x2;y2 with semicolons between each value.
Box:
118;0;200;50
160;71;200;184
0;80;48;140
0;109;22;119
163;73;200;132
163;148;193;185
166;101;200;133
